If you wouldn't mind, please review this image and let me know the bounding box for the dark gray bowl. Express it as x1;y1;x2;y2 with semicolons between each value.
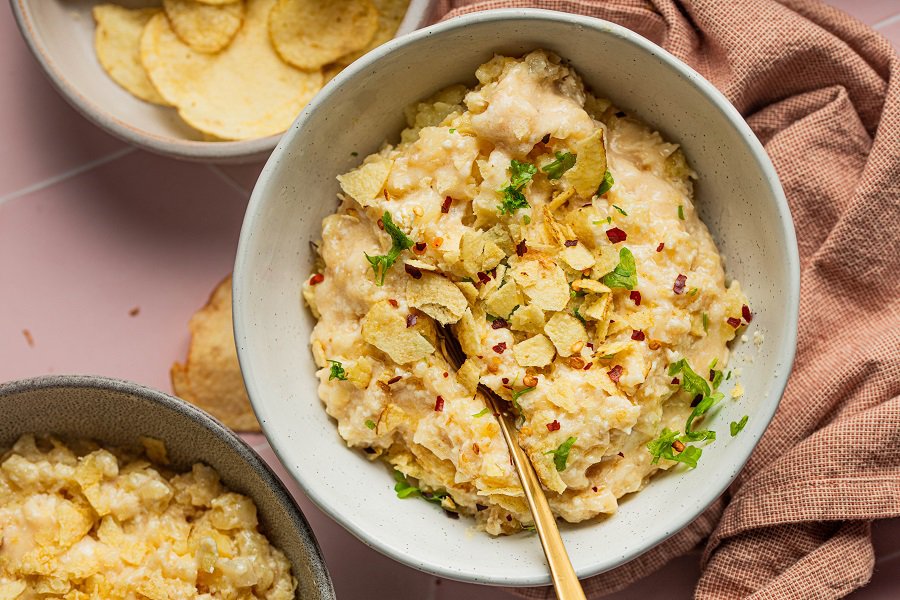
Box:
0;375;335;600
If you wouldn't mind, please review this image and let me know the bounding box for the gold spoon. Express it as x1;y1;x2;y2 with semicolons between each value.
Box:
436;325;586;600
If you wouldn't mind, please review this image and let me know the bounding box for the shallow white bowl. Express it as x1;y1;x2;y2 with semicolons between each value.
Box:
10;0;433;163
234;9;800;586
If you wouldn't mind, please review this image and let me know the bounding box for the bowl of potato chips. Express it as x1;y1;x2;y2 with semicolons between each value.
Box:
10;0;432;162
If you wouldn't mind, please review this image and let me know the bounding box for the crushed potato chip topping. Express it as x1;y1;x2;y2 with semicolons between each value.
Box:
0;435;296;598
307;50;748;535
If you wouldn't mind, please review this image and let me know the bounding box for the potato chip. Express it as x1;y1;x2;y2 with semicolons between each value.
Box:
547;187;574;212
513;334;556;367
459;230;505;277
163;0;244;54
581;293;611;322
332;0;410;67
406;272;468;325
269;0;378;71
566;128;607;198
93;5;169;105
544;312;587;357
571;279;610;294
509;304;545;333
141;0;323;140
456;281;479;304
361;300;434;364
511;259;569;311
457;358;484;394
483;281;522;320
559;243;596;271
337;156;392;207
454;307;483;357
171;275;260;431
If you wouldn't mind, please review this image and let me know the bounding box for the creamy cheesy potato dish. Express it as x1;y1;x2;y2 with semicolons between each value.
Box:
305;50;751;534
0;434;296;599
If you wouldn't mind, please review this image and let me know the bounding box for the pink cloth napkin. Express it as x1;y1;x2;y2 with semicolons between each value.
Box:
431;1;900;597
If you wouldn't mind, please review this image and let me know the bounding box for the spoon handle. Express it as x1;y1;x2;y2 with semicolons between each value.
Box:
485;393;586;600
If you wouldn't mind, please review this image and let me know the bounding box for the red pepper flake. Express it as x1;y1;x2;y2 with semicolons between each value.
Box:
515;239;527;257
501;377;509;384
309;273;325;285
564;239;578;247
586;342;594;350
592;486;599;492
443;372;449;378
441;196;452;213
691;394;703;407
727;317;742;328
491;318;508;330
608;365;623;383
631;330;645;341
617;452;625;458
673;274;687;295
546;420;561;432
583;362;593;370
541;133;551;144
412;241;427;255
710;369;717;381
406;313;417;328
629;290;641;305
476;271;491;285
742;304;753;323
672;440;686;452
656;243;665;252
376;218;384;230
473;443;480;455
492;342;507;354
434;396;444;412
489;268;497;279
387;375;402;385
404;263;422;279
506;514;512;522
671;377;680;385
606;228;627;243
387;298;399;308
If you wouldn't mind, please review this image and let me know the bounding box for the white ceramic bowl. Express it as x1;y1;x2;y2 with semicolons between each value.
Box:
234;9;800;586
10;0;434;163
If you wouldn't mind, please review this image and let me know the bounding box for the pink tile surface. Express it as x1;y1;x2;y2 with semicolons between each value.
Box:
1;3;898;599
0;8;126;200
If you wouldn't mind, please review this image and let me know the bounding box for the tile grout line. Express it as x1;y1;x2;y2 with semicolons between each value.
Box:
0;146;137;208
873;12;900;30
206;164;252;199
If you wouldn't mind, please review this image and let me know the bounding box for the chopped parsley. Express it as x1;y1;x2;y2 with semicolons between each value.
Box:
509;386;535;427
730;415;749;436
498;160;537;215
449;128;456;134
472;407;491;418
541;152;576;180
328;360;347;381
545;436;577;471
647;429;703;468
601;247;637;290
511;386;535;402
393;470;450;506
523;215;532;224
365;419;376;430
597;170;614;195
364;211;413;285
678;205;685;220
702;312;709;333
612;204;627;216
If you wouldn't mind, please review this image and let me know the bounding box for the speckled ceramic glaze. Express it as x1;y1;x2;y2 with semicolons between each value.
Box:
233;9;800;586
9;0;434;163
0;375;335;600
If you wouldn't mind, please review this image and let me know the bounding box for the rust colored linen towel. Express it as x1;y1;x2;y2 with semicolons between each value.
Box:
432;1;900;597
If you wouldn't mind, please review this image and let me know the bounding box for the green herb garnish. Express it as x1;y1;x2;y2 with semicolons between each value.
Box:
597;170;614;195
573;305;586;323
498;160;537;215
545;436;577;471
730;416;749;436
472;407;491;418
541;152;576;180
449;128;456;134
511;386;535;402
364;211;413;285
365;419;376;430
678;205;685;220
328;360;347;381
600;247;637;290
612;204;627;216
393;470;449;506
523;215;532;224
702;312;709;333
647;429;703;468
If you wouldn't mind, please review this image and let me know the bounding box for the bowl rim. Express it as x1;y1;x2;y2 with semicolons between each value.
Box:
0;374;337;599
234;7;801;586
8;0;434;163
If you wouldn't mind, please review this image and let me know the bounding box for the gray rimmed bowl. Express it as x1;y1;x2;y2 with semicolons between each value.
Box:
9;0;435;163
0;375;335;600
234;8;800;586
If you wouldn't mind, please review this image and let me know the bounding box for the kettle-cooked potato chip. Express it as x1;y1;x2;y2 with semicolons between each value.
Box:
93;5;169;105
268;0;378;71
331;0;410;67
141;0;323;140
163;0;244;54
566;128;607;198
171;275;260;431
